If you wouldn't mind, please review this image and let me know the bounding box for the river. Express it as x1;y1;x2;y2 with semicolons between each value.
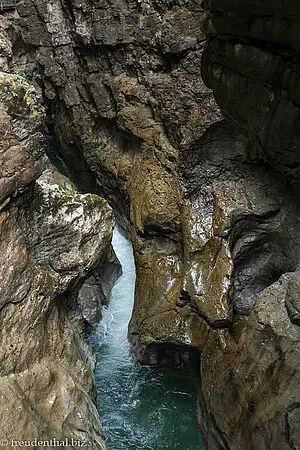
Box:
88;228;204;450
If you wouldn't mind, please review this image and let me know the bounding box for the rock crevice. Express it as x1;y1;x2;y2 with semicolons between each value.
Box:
0;21;117;445
4;1;300;449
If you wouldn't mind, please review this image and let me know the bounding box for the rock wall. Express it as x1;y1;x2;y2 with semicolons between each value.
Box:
17;0;222;368
14;1;300;449
0;43;113;447
78;248;122;326
186;121;300;450
201;0;300;187
199;2;300;449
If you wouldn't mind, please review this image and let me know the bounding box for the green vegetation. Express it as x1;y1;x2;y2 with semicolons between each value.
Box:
0;72;43;121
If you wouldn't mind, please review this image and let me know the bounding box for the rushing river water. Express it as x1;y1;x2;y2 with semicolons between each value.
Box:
89;228;204;450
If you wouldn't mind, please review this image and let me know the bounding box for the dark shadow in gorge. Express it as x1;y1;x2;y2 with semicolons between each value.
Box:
142;342;201;375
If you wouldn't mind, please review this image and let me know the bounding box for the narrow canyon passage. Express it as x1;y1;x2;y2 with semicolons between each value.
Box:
88;228;204;450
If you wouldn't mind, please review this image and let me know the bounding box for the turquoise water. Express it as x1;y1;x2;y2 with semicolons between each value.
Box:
89;228;204;450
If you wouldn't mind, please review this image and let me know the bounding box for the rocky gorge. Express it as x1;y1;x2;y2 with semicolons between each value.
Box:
0;1;299;449
0;13;119;448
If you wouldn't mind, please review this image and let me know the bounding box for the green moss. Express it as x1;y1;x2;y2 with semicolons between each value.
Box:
0;72;43;121
35;181;108;219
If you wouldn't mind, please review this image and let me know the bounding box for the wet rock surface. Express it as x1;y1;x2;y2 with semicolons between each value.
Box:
78;248;122;326
183;121;300;317
0;62;113;447
18;0;221;365
184;122;300;449
199;2;300;448
198;273;300;450
14;2;300;449
201;0;300;187
0;71;45;205
0;169;112;448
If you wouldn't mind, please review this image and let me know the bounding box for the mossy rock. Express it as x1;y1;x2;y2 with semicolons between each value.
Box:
0;72;43;122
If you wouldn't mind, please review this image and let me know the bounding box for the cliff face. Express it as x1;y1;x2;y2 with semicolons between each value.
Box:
201;0;300;187
0;167;111;447
0;26;115;445
182;120;300;449
199;2;300;449
18;0;223;368
14;1;300;449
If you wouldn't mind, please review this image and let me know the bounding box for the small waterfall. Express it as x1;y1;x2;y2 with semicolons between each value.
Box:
89;228;204;450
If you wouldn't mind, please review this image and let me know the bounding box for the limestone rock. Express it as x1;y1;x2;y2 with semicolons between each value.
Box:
18;0;221;368
201;1;300;186
182;121;300;318
0;166;113;448
198;274;300;450
0;15;12;72
0;71;45;204
285;273;300;325
199;3;300;448
15;3;300;449
78;248;122;326
0;63;112;447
